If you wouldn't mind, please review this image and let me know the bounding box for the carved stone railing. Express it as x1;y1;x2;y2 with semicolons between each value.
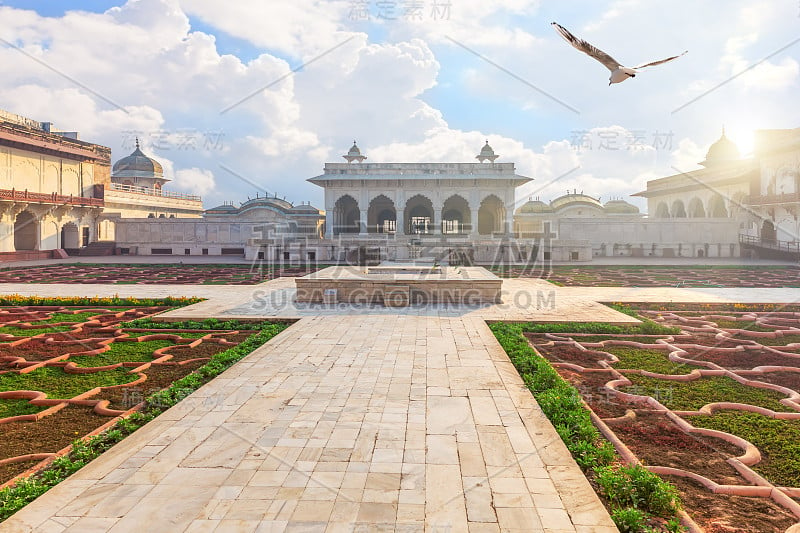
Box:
0;188;103;207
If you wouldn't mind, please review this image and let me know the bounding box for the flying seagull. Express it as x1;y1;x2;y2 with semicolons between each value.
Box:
551;22;687;85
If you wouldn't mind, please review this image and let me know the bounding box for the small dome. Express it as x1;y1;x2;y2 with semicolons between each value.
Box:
516;200;552;214
551;192;602;211
603;199;640;214
476;140;499;163
288;203;322;214
343;140;367;163
205;203;239;215
701;128;740;167
241;195;293;211
112;139;164;179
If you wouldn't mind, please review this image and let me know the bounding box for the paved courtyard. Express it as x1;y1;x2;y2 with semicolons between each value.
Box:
3;276;800;532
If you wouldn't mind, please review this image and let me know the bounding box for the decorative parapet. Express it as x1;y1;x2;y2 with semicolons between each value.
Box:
108;183;201;202
0;188;103;207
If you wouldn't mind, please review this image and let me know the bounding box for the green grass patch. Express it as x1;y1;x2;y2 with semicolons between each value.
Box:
0;367;137;399
0;320;291;522
712;320;775;332
603;347;698;375
28;312;102;324
70;340;176;368
0;399;45;420
623;374;793;412
0;325;73;337
751;334;800;346
686;411;800;487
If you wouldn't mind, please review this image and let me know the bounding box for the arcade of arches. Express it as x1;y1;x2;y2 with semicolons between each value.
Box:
0;207;98;253
654;195;732;219
331;193;509;236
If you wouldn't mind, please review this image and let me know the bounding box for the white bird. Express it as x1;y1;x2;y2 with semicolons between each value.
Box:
551;22;687;85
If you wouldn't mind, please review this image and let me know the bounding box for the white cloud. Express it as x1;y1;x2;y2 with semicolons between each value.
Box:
0;0;796;214
174;167;215;195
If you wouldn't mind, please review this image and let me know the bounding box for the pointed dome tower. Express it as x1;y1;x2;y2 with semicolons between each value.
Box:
111;138;169;189
476;140;499;163
343;140;367;163
700;127;740;167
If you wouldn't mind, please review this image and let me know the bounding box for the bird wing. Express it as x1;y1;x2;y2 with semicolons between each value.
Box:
551;22;622;72
633;50;687;69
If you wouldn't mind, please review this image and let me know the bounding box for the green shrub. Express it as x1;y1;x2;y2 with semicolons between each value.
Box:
595;464;680;517
611;507;647;532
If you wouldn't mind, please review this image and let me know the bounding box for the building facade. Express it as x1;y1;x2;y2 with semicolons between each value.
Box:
0;109;110;256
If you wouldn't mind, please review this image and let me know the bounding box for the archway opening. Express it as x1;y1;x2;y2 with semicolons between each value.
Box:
709;195;728;218
14;211;38;251
367;195;396;234
761;220;777;243
442;195;470;234
671;199;687;218
478;195;505;235
688;198;705;218
655;202;670;218
61;222;80;249
333;195;360;235
404;195;434;235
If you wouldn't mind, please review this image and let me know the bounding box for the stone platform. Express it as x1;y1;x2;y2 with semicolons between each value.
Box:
295;266;502;307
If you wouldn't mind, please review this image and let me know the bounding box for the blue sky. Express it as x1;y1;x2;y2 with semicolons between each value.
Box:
0;0;798;210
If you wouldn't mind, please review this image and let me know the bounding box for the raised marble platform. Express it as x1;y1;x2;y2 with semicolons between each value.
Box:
295;265;502;306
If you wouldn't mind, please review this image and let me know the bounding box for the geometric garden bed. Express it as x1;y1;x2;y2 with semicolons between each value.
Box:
0;300;290;503
520;303;800;532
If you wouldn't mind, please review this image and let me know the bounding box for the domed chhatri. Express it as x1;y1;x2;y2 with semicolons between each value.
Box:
516;198;553;214
700;127;741;167
343;140;367;163
603;198;640;215
112;138;165;179
476;140;499;163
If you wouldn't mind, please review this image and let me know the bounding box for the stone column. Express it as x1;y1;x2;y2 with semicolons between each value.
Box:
469;201;479;238
433;207;442;235
359;208;368;235
506;206;515;235
395;210;404;237
324;205;334;239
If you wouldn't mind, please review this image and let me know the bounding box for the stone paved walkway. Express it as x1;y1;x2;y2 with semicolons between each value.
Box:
4;278;800;532
1;314;615;532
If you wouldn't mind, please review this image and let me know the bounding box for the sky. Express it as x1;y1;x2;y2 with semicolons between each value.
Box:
0;0;798;212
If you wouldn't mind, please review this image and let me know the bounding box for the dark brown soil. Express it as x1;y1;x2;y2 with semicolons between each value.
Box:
0;339;103;362
556;368;639;418
0;313;49;323
674;335;758;349
610;412;745;485
46;330;120;340
99;360;206;410
667;476;798;533
0;460;42;484
0;405;113;464
163;342;232;362
528;340;609;368
747;371;800;393
680;347;800;370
